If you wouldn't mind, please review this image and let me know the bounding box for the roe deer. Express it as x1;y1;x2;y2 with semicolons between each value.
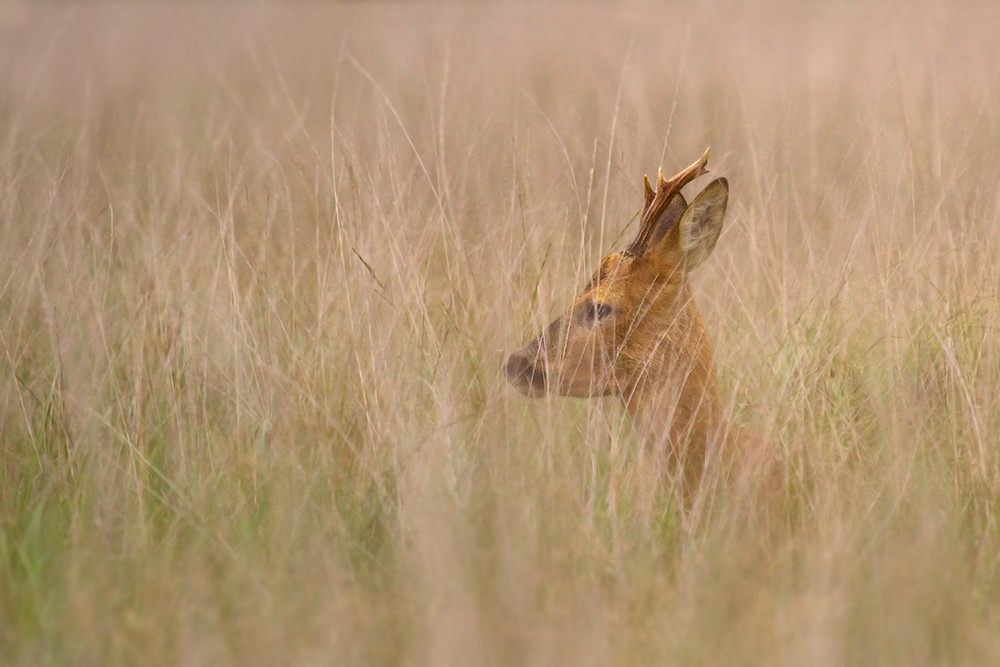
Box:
505;149;774;506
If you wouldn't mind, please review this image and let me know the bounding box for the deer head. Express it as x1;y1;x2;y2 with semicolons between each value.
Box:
505;149;729;428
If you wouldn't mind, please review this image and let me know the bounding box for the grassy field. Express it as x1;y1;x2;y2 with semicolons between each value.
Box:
2;2;1000;664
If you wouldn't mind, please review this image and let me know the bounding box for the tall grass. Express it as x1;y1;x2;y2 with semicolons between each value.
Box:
2;3;999;664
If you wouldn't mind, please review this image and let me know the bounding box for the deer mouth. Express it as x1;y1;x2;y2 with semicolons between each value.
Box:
504;351;547;397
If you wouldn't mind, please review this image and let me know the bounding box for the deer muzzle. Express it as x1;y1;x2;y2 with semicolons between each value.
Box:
504;342;547;397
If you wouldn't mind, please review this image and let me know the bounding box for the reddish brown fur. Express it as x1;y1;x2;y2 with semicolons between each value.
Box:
506;150;771;505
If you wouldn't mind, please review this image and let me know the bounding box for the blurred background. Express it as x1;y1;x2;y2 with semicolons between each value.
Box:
1;2;999;665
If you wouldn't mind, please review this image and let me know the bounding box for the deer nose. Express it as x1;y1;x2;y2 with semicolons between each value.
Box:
504;349;547;397
504;352;530;383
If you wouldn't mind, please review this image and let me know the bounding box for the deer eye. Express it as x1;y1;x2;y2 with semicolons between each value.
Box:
582;301;614;326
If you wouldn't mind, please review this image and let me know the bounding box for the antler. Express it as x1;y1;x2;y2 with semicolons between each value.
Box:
624;148;711;257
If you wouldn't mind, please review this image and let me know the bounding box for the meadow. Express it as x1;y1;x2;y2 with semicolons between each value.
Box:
2;2;1000;664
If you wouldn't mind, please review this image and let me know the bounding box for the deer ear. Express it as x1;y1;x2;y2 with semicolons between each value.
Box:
677;178;728;270
649;192;688;246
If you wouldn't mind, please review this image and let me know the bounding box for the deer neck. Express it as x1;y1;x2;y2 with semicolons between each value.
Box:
619;282;724;497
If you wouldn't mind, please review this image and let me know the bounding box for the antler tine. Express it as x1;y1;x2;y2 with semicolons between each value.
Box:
642;174;655;216
625;148;711;257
